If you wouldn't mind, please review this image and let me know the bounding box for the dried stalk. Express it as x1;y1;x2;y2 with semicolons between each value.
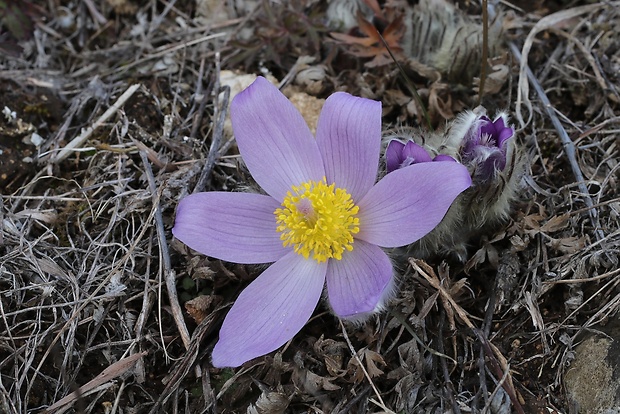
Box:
53;84;141;163
139;150;191;351
510;43;605;242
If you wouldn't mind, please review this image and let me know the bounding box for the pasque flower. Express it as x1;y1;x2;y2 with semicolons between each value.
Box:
383;110;520;261
173;77;471;367
460;112;514;178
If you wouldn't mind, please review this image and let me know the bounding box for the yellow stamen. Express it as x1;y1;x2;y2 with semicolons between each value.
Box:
275;178;360;263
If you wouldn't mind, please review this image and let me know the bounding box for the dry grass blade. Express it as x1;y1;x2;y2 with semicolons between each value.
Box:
515;2;618;128
139;150;191;351
50;84;141;163
42;352;147;414
1;0;618;412
149;309;222;414
409;259;525;414
194;55;228;194
339;320;395;414
511;43;605;242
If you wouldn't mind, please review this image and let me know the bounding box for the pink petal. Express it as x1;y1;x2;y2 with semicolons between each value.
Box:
356;162;472;247
326;239;394;319
231;77;324;202
316;92;381;201
212;252;327;367
172;192;287;264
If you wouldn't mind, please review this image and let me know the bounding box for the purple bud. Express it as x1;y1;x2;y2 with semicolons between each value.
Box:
386;140;456;173
479;115;514;149
462;113;515;177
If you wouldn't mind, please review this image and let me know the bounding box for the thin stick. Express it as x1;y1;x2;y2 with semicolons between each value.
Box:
437;311;461;414
376;29;432;130
27;196;159;402
482;361;512;413
389;310;457;364
53;84;141;163
43;352;147;414
0;195;4;246
188;58;210;142
510;43;604;242
478;0;489;105
339;320;395;414
139;150;191;351
410;259;525;414
194;52;228;193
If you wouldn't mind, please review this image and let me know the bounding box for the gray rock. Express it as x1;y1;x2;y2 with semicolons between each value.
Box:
564;320;620;414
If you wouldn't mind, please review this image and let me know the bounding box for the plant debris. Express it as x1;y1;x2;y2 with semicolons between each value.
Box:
0;0;619;413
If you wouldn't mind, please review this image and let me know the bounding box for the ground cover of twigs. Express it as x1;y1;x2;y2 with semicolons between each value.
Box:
1;0;619;413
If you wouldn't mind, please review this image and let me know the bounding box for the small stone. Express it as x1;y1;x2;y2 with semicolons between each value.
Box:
564;320;620;414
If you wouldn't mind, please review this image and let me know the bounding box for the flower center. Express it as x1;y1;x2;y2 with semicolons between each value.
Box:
275;178;360;263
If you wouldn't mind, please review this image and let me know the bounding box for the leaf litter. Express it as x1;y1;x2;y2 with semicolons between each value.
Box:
0;0;619;413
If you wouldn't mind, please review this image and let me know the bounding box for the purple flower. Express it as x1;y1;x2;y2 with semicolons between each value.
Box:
461;113;515;177
172;77;471;368
386;140;455;173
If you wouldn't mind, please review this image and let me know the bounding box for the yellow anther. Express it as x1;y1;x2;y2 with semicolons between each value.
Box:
274;178;360;263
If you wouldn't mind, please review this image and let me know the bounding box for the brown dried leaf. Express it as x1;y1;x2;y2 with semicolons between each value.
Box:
330;12;405;67
184;295;221;324
539;213;570;233
523;213;545;231
363;349;386;378
348;348;386;383
305;370;341;391
247;391;290;414
427;82;455;120
449;278;469;297
545;236;588;254
106;0;138;14
407;59;441;82
313;335;346;376
43;352;147;413
394;373;422;412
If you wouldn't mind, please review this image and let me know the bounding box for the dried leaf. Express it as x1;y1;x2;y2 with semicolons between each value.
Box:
394;374;422;412
43;352;147;414
539;213;570;233
348;348;386;383
363;349;386;378
305;370;341;391
313;335;346;376
184;295;221;324
474;63;510;95
545;236;588;254
106;0;138;14
247;391;290;414
330;12;405;67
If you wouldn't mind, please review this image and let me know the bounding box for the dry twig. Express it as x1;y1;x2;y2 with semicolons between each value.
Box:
139;150;191;351
52;84;141;163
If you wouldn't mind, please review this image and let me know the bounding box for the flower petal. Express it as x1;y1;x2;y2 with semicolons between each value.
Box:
212;252;327;367
172;192;287;264
404;141;432;163
356;161;472;247
231;77;324;202
316;92;381;200
326;239;394;319
433;154;457;162
385;140;405;173
385;140;433;173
